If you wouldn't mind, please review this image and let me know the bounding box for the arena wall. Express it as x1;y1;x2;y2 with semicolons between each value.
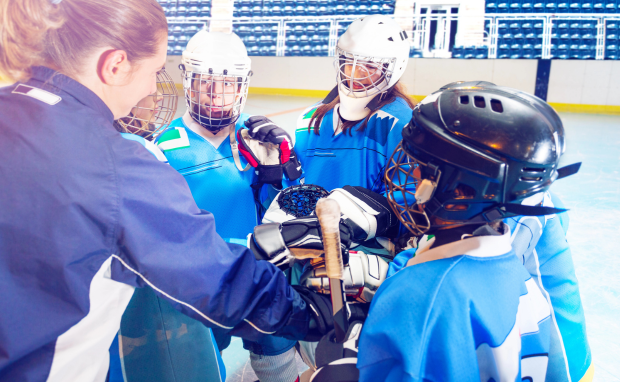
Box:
165;55;620;114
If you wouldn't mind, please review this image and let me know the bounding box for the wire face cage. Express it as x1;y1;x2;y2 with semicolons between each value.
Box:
181;69;251;133
277;184;330;218
384;142;440;236
115;69;179;140
335;47;395;98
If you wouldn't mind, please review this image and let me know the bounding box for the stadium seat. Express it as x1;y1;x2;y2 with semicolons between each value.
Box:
295;5;306;15
475;46;489;58
533;2;544;12
497;2;509;12
369;4;382;14
581;1;593;11
173;44;184;55
185;25;200;36
557;2;569;11
509;0;521;12
335;4;346;14
464;46;476;59
294;25;304;36
172;25;183;36
247;45;259;56
569;1;581;11
521;1;533;11
486;2;497;12
200;5;210;16
286;34;298;44
605;0;615;13
452;46;464;58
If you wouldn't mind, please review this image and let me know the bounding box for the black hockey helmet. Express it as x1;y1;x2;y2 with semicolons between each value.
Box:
385;81;580;235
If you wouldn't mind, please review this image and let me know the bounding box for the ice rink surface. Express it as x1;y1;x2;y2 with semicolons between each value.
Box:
176;95;620;382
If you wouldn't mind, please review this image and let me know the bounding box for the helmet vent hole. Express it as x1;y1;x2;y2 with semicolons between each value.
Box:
474;96;486;108
522;167;545;173
459;95;469;104
491;99;504;113
520;176;543;182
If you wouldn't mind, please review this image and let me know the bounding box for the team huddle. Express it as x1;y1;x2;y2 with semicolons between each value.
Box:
0;2;592;381
111;15;592;382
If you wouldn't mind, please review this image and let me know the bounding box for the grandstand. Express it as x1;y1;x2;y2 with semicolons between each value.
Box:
162;0;620;59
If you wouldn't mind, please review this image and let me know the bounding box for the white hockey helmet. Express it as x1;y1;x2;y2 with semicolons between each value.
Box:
115;68;178;140
335;15;410;120
180;30;252;133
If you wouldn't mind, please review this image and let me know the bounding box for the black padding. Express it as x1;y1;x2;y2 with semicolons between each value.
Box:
557;162;581;179
256;164;284;185
322;86;339;104
312;362;360;382
252;223;286;260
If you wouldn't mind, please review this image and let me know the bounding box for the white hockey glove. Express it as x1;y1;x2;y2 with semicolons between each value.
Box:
249;217;353;270
300;251;388;303
237;116;302;185
327;186;400;244
309;322;363;382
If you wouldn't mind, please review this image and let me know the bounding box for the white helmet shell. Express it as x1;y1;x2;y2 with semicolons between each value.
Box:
181;31;252;133
335;15;410;121
182;30;251;77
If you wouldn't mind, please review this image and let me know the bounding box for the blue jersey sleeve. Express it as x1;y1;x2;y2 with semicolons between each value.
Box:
108;141;309;342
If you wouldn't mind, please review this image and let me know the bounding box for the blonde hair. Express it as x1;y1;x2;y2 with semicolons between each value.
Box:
0;0;168;82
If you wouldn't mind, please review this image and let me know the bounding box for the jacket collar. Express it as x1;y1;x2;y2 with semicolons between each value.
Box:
29;66;114;123
406;223;512;267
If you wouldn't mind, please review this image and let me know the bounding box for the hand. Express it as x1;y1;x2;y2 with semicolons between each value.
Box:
293;286;366;342
249;216;352;270
240;116;302;182
300;251;389;303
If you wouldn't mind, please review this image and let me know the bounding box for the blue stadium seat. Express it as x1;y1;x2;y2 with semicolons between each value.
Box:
283;0;295;6
260;35;274;46
452;46;464;58
247;45;260;56
514;32;525;39
581;1;593;11
178;0;188;6
200;5;210;16
167;46;174;55
569;1;581;12
253;25;264;36
369;4;381;14
545;1;557;12
185;25;200;36
238;0;251;6
301;44;312;56
475;46;489;58
259;46;269;56
464;45;476;59
306;6;318;15
187;5;199;16
357;4;369;13
237;25;251;36
270;5;283;16
299;34;310;45
245;35;257;45
607;22;617;30
497;2;509;12
509;0;521;12
511;42;521;49
286;34;298;44
295;5;306;15
521;22;533;31
607;33;618;40
238;6;251;17
177;6;188;17
605;0;615;13
381;4;395;14
168;35;177;45
335;4;346;14
173;44;184;55
345;4;356;14
318;24;330;35
502;32;514;39
486;2;497;13
159;0;170;6
510;22;520;30
593;2;604;11
250;5;261;16
533;2;544;12
498;21;508;30
269;45;277;56
310;34;321;45
521;1;533;11
306;24;316;35
282;5;294;16
557;1;569;11
172;25;183;36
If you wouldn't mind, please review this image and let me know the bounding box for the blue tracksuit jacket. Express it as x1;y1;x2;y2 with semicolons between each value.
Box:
0;67;308;382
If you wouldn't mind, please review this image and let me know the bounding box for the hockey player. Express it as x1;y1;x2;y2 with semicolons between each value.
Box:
354;82;586;381
0;1;339;381
291;15;415;196
155;31;302;382
114;67;178;140
309;82;580;381
384;83;593;381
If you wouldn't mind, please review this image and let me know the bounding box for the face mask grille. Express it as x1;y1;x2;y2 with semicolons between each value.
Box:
385;142;442;236
182;69;250;133
334;47;395;99
116;69;179;140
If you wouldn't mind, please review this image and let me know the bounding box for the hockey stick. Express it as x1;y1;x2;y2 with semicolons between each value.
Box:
315;198;349;343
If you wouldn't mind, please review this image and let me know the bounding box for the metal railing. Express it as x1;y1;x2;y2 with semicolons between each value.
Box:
167;13;620;59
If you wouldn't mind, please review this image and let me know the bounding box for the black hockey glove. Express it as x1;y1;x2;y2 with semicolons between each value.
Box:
293;286;367;342
249;216;352;270
310;322;363;382
240;116;302;182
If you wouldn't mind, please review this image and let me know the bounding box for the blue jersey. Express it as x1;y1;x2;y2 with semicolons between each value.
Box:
506;192;592;382
358;228;551;382
117;133;225;382
292;97;413;194
156;113;256;240
0;67;308;381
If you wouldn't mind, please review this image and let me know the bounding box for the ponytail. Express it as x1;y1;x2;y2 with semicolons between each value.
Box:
0;0;167;83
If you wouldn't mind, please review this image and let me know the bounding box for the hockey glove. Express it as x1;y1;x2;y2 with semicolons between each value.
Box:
300;251;389;303
293;286;366;342
309;322;363;382
249;216;353;270
240;116;303;183
327;186;400;242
